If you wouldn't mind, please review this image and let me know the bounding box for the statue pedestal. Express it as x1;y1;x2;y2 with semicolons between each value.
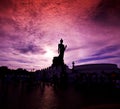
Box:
52;56;68;86
52;56;64;67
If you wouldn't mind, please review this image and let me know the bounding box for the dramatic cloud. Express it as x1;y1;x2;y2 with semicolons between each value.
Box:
77;55;119;63
93;44;120;56
0;0;120;70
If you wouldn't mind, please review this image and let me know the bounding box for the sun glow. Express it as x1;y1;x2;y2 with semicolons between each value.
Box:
44;47;56;60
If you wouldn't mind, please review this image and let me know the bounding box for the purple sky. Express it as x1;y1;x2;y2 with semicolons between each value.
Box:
0;0;120;70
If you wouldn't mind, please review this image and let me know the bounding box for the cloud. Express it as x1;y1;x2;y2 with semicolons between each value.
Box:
0;0;14;12
12;41;46;54
0;56;32;64
66;46;86;52
93;44;120;56
91;0;120;26
0;16;22;40
77;55;119;63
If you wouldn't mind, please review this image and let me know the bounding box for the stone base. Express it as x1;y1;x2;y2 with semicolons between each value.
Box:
52;56;64;67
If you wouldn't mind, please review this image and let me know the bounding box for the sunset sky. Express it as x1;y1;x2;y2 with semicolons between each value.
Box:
0;0;120;70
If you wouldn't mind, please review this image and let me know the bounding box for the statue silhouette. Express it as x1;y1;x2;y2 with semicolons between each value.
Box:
58;39;67;62
52;39;67;66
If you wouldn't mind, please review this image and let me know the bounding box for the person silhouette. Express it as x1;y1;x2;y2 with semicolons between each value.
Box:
58;39;67;62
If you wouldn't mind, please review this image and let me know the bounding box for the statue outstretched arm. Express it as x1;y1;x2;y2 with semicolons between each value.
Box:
65;45;67;50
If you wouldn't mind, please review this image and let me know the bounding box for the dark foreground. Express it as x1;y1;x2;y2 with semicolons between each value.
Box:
0;81;120;109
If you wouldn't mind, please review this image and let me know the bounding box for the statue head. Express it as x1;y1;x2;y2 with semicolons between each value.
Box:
60;38;63;43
